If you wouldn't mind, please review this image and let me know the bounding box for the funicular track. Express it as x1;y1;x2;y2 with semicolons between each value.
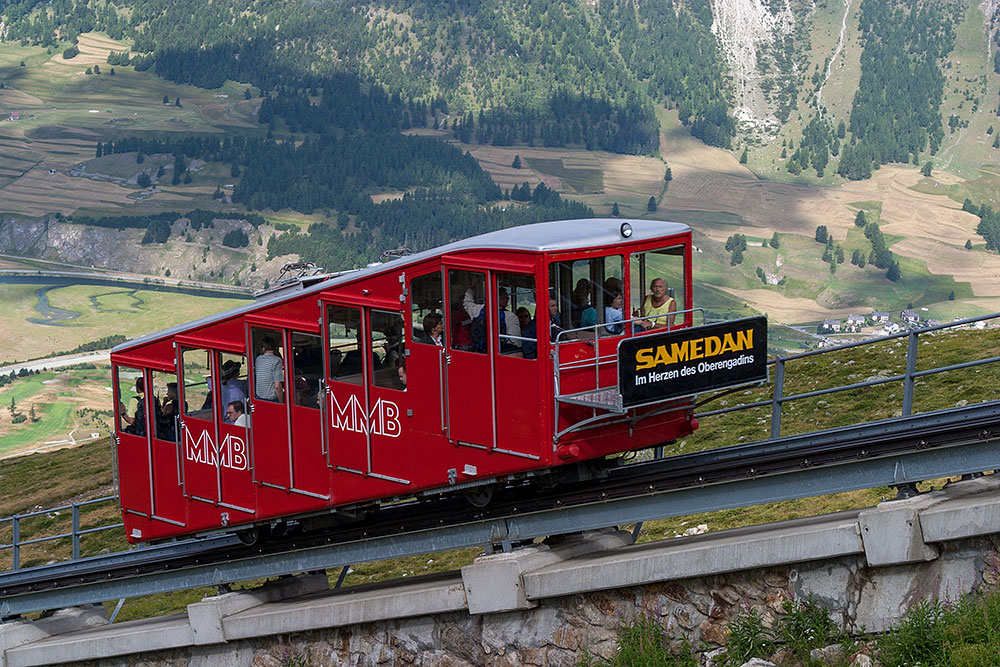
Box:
3;315;1000;617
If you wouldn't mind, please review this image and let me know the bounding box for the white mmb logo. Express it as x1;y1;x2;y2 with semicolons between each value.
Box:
184;429;249;470
329;393;401;438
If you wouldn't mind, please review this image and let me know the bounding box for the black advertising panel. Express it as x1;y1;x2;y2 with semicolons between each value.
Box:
618;316;768;407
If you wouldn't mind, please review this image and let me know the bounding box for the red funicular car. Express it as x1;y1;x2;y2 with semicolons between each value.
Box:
112;218;764;543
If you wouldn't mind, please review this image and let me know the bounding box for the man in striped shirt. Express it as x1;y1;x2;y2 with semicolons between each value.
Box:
254;337;285;402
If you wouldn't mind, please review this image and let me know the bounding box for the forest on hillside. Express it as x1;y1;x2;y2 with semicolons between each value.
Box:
1;0;733;150
2;0;987;216
5;0;976;174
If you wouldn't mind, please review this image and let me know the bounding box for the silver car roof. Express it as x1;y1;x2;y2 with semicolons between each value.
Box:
112;218;689;354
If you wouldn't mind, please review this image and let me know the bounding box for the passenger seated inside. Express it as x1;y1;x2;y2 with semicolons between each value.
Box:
570;279;597;329
156;382;182;440
635;277;676;330
464;283;520;353
226;401;249;427
548;296;564;342
604;290;624;335
220;360;246;419
518;307;538;360
328;348;343;377
254;337;285;401
417;313;444;346
122;377;146;436
396;360;407;390
450;300;473;351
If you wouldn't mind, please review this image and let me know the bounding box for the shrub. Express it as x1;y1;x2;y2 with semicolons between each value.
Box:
579;613;698;667
777;594;837;658
723;604;773;666
876;598;948;667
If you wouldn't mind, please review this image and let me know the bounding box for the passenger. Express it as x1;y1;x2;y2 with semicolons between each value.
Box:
604;290;624;335
220;360;246;418
548;296;565;342
570;279;594;328
418;312;445;346
329;348;343;377
464;285;521;351
122;377;146;436
636;277;676;330
603;276;623;298
518;307;538;360
382;318;405;369
450;299;474;350
157;381;182;440
516;307;532;332
254;337;285;402
226;401;249;427
396;360;407;390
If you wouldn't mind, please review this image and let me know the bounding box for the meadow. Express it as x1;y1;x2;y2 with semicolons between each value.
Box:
0;366;112;458
0;33;261;218
0;282;250;365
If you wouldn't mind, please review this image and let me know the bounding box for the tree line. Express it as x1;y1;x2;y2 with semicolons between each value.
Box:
837;1;959;180
267;185;593;271
962;199;1000;251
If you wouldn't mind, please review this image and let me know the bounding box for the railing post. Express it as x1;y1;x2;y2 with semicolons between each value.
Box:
770;358;785;439
902;330;918;416
12;515;20;571
72;503;81;561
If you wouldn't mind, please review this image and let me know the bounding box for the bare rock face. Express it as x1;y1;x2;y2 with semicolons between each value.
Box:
0;216;286;288
710;0;807;135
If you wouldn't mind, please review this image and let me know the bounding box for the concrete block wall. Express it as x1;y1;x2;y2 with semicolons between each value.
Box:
6;477;1000;667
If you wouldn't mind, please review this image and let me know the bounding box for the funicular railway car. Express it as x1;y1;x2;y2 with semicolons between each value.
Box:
111;218;766;543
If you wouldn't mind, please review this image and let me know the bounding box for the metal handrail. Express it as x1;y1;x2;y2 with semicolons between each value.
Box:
696;313;1000;440
0;496;122;571
552;307;707;401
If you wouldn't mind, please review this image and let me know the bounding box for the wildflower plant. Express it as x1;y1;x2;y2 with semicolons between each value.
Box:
579;611;698;666
778;593;838;657
276;637;308;667
723;602;774;666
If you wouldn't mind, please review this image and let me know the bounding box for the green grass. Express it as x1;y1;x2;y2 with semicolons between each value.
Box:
0;402;74;454
0;367;112;455
0;283;251;363
909;177;952;196
525;157;603;194
875;591;1000;667
948;171;1000;210
661;209;745;227
934;1;998;179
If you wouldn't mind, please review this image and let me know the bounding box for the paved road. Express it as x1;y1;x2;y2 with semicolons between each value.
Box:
0;350;111;377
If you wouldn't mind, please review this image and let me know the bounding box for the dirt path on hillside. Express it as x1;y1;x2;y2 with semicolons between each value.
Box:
816;0;852;112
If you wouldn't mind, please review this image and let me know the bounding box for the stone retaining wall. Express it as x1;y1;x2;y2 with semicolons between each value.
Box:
61;534;1000;667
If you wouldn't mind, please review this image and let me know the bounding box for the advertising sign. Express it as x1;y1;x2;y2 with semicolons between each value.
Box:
618;316;768;407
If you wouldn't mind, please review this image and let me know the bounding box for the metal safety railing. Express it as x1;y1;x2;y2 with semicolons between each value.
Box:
551;307;707;412
698;312;1000;440
0;496;122;571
